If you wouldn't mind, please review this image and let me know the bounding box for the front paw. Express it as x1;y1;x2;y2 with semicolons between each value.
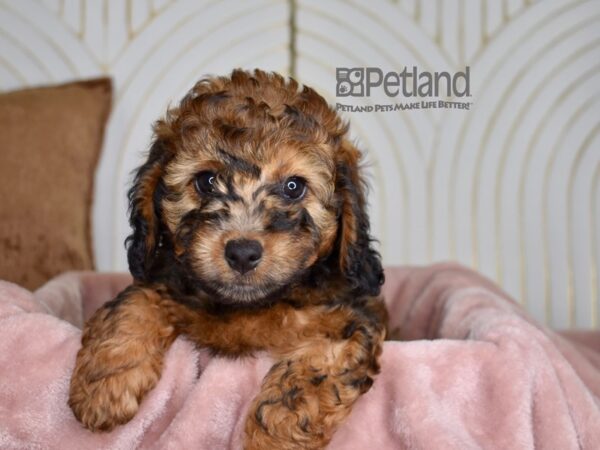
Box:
244;330;384;450
68;340;162;431
68;288;175;431
244;359;330;450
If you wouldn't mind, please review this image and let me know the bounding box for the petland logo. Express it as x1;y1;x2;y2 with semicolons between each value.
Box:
335;67;472;112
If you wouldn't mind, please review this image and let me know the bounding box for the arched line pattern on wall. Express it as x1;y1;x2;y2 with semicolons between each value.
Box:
517;62;600;320
113;0;253;98
352;0;454;69
2;0;96;77
123;0;177;40
482;17;598;296
397;0;536;67
176;45;290;97
447;0;585;263
567;123;600;326
543;97;599;327
477;0;533;54
474;7;598;277
0;28;52;83
484;23;600;310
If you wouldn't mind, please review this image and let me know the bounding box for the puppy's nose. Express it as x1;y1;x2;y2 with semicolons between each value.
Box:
224;239;263;274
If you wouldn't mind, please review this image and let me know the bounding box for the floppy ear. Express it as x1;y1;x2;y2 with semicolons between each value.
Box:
125;139;170;282
335;140;384;296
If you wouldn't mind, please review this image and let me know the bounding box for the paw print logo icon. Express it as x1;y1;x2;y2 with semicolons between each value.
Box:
336;68;364;97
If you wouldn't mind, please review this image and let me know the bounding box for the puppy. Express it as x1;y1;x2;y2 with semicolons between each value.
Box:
69;69;387;450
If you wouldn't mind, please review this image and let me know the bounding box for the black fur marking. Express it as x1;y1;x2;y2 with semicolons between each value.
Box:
217;147;261;178
255;397;281;430
266;210;297;232
310;374;327;386
224;176;243;203
348;376;373;393
103;286;140;319
205;90;230;104
299;416;310;433
332;383;342;405
335;160;384;297
125;139;174;282
342;320;358;339
283;104;321;137
252;185;268;201
265;208;316;234
281;386;303;410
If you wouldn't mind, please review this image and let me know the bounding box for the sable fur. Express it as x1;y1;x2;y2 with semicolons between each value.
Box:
69;69;386;449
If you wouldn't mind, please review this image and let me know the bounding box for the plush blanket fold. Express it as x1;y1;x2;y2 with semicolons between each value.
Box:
0;264;598;449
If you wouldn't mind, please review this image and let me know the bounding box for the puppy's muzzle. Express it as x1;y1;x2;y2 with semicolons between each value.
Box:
225;239;263;274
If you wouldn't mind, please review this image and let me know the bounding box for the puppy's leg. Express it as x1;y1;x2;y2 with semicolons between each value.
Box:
244;305;386;450
161;299;385;448
68;286;177;431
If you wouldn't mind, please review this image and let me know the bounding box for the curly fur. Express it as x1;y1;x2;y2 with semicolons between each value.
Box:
69;69;387;449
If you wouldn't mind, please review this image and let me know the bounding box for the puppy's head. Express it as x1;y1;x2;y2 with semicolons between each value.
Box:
126;69;382;304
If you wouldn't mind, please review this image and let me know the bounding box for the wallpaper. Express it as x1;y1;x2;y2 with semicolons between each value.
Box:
0;0;598;328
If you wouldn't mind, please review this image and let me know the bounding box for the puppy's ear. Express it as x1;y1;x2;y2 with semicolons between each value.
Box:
335;140;384;296
125;139;170;281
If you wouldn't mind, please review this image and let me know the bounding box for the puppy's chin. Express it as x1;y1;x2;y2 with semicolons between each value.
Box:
216;283;278;304
198;275;287;305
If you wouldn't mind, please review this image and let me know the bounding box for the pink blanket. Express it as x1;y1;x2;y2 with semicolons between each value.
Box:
1;264;599;449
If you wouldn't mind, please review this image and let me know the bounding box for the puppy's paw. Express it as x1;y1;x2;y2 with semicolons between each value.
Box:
68;288;175;431
68;344;161;431
244;325;384;450
244;359;328;450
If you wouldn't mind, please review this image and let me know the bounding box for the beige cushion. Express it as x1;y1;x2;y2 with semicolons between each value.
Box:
0;78;112;289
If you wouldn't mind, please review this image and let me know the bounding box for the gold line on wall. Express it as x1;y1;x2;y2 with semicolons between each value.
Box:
435;0;442;45
126;0;132;37
79;0;84;39
288;0;297;78
458;0;465;67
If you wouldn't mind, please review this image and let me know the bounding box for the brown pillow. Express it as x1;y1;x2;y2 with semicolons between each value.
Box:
0;78;112;290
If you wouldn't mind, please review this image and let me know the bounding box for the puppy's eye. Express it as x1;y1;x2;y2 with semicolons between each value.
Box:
195;171;216;194
282;177;306;200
